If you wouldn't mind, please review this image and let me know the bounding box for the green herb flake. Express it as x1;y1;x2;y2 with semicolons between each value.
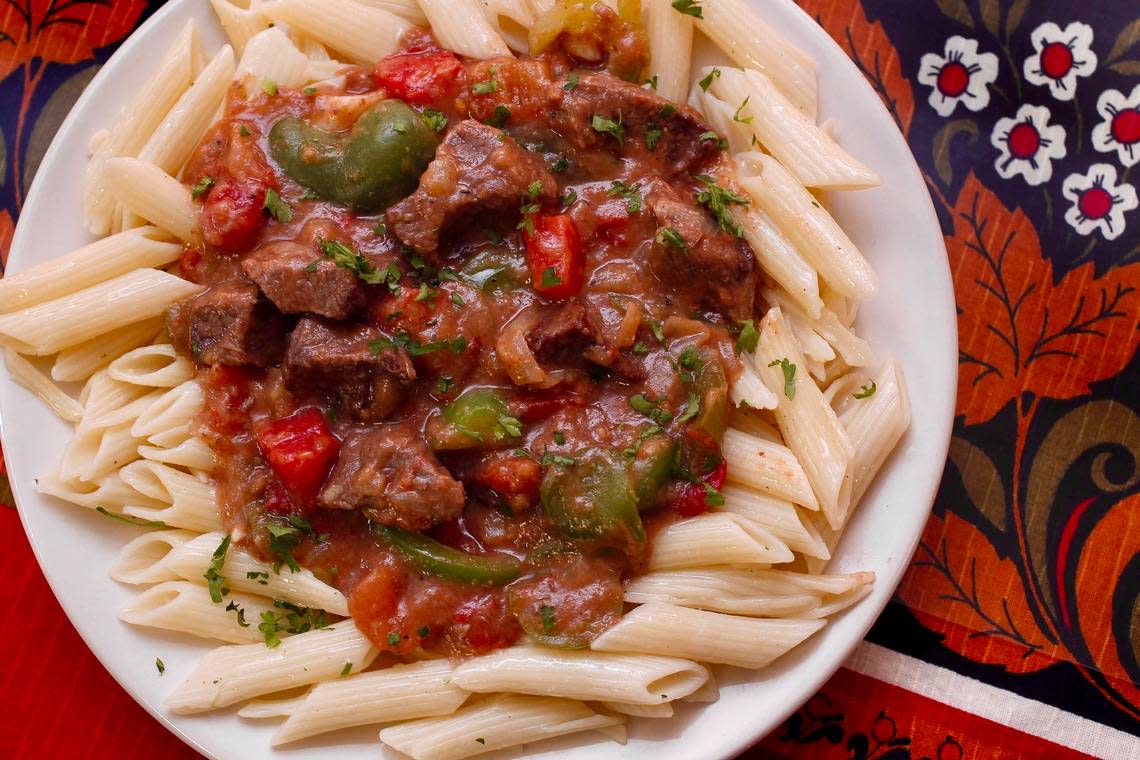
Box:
558;188;578;208
541;452;578;467
853;380;877;399
645;124;663;151
676;392;701;424
191;176;214;200
421;108;448;133
266;524;302;573
155;658;165;675
629;394;673;425
660;104;677;119
649;319;666;345
239;124;252;138
699;131;729;150
703;482;726;507
733;96;754;123
564;73;580;91
735;319;759;354
226;600;250;628
387;631;401;647
695;175;750;237
672;0;703;18
418;625;430;638
496;415;523;439
553;431;565;445
204;534;232;603
655;226;689;254
679;345;701;370
437;376;454;394
632;341;649;356
607;181;643;214
303;86;318;97
259;611;283;649
450;292;466;306
472;77;499;95
698;68;720;91
263;188;293;222
247;571;270;585
540;267;562;288
414;282;439;304
340;661;353;676
95;507;167;529
550;155;569;173
261;78;278;96
540;604;556;633
768;357;797;400
486;104;511;128
591;113;625;146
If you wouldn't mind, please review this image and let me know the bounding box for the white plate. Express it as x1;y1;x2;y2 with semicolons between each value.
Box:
1;1;956;758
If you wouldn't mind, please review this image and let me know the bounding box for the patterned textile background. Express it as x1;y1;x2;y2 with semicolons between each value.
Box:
1;1;1138;758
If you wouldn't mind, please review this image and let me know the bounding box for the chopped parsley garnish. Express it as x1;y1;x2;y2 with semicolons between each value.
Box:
485;104;511;128
550;155;569;173
226;600;250;627
372;222;387;237
239;124;251;137
632;341;649;356
418;625;430;637
288;513;330;544
591;113;625;146
190;176;214;200
607;181;643;214
527;180;543;200
646;75;658;90
541;267;562;288
553;431;566;445
421;108;448;133
695;175;749;237
649;319;667;345
267;524;302;573
450;291;466;306
204;534;231;603
340;662;353;676
660;104;677;119
629;394;673;425
263;188;293;222
768;358;797;400
655;226;688;254
542;452;579;467
95;507;167;529
155;658;165;675
672;0;703;17
676;392;701;424
698;68;720;91
853;380;878;399
497;415;523;439
679;345;702;370
437;376;454;394
735;319;759;354
472;77;498;94
645;124;663;151
387;631;401;647
261;78;278;96
246;571;270;585
319;239;393;285
369;332;467;356
558;188;578;208
733;96;754;123
622;424;663;459
703;482;726;506
699;131;729;150
415;282;439;304
564;73;580;91
540;604;556;633
258;599;328;648
303;86;318;97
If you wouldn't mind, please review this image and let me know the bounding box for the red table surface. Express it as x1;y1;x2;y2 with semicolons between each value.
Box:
3;0;1139;758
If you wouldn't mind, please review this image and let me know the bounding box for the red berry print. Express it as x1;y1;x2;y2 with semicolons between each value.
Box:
936;61;970;97
1039;42;1074;80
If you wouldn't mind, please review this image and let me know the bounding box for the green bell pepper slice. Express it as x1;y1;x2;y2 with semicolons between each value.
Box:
429;389;523;450
268;100;438;212
630;434;677;510
540;449;645;547
373;525;521;585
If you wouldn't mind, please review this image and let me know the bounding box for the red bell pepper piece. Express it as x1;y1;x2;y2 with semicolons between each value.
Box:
199;177;269;253
525;214;584;299
373;51;465;105
673;461;728;518
256;407;341;509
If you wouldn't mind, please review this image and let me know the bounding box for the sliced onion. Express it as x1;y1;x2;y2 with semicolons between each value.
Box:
497;306;547;386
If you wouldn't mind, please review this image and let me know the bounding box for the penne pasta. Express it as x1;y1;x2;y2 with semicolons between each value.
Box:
119;460;222;533
120;580;278;643
58;421;143;484
735;203;823;319
722;427;819;509
718;484;830;559
416;0;512;59
648;513;793;571
731;351;779;410
51;318;165;383
0;269;201;356
259;0;411;65
352;0;429;24
3;350;82;423
104;158;199;244
167;623;378;713
109;344;196;389
379;694;623;760
208;0;271;56
645;0;694;103
37;471;164;514
591;602;826;669
271;660;467;744
237;693;310;719
481;0;537;53
131;381;204;441
602;701;673;718
234;27;311;96
451;647;708;705
139;436;217;472
764;287;876;368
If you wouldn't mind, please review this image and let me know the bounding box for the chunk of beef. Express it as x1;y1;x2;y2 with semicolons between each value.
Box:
557;74;721;175
466;58;564;125
387;120;558;254
166;280;287;366
646;181;757;321
242;240;364;319
319;425;465;531
525;300;598;364
283;317;415;421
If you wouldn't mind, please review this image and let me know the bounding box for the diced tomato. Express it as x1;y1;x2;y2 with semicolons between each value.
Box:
373;51;465;105
255;407;341;509
262;480;295;515
449;592;522;653
371;282;434;332
199;177;269;252
525;214;584;299
178;247;204;282
512;390;582;423
205;365;254;410
472;454;542;512
672;461;728;518
348;561;407;649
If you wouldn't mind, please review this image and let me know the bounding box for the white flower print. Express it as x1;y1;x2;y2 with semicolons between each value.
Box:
991;105;1067;186
1091;85;1140;167
917;36;999;117
1023;22;1097;102
1062;164;1139;240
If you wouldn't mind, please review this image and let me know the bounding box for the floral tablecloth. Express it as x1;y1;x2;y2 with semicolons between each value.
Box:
2;1;1138;758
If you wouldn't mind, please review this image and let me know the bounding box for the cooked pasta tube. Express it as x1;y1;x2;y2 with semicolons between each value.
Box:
237;693;309;719
207;0;270;55
451;647;708;705
166;623;378;713
352;0;429;24
58;421;143;484
3;350;82;422
602;701;673;718
757;307;853;530
717;484;829;559
119;461;222;533
722;427;819;509
481;0;536;53
737;152;877;301
682;669;718;703
0;269;201;355
416;0;512;59
37;472;163;514
272;660;468;745
234;27;310;96
259;0;411;64
80;369;155;416
590;602;826;669
51;318;164;382
694;0;817;117
0;227;181;314
647;513;793;571
139;436;217;472
111;530;350;616
84;21;199;234
735;204;823;319
131;381;204;441
120;580;278;644
138;45;235;175
731;353;779;410
109;344;196;389
838;359;911;507
378;694;624;760
707;67;879;190
764;288;876;368
645;0;694;103
104;158;199;244
623;567;874;618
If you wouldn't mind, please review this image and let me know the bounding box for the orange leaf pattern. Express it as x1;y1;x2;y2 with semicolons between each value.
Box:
0;0;145;80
